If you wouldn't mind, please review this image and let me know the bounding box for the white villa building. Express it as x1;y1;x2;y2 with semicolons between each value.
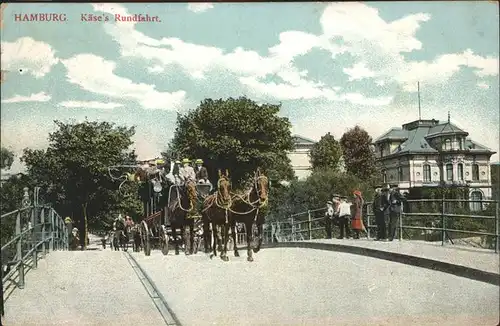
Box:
373;118;496;210
288;135;316;180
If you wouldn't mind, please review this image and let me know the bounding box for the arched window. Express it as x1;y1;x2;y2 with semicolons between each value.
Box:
443;138;452;150
398;166;403;181
423;164;431;182
382;171;387;183
470;191;483;211
446;163;453;181
457;163;464;181
472;164;479;181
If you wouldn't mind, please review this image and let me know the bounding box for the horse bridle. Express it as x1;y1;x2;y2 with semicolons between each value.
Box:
253;174;269;204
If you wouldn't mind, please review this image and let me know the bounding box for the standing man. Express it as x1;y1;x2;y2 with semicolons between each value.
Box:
336;196;352;239
388;186;405;241
373;187;387;241
324;200;334;239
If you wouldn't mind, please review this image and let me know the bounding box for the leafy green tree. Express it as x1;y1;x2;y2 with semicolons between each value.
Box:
0;175;33;245
168;97;295;188
309;132;342;171
20;120;139;233
268;169;374;222
491;163;499;202
1;147;14;170
340;125;378;181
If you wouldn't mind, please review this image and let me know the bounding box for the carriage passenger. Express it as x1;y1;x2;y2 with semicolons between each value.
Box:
125;216;134;227
179;158;196;183
194;159;209;182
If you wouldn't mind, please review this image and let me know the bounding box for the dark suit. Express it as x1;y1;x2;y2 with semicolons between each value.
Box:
195;165;208;181
373;192;387;240
388;190;404;241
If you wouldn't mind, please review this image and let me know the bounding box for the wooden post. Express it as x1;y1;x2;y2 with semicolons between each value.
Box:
495;201;499;254
31;208;38;269
308;210;312;240
41;208;46;257
441;193;446;246
16;211;25;289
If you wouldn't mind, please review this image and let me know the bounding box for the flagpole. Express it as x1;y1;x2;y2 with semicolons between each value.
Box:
418;81;421;120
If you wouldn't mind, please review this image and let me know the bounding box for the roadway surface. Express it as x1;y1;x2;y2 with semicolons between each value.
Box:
3;245;499;326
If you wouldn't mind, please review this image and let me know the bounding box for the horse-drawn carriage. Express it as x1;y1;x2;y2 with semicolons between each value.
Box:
107;158;270;262
107;159;213;256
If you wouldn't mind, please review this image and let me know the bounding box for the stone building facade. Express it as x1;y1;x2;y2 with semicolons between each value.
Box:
288;135;316;180
373;118;496;211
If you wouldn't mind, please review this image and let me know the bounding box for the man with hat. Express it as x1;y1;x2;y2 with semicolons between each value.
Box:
179;158;196;183
324;200;335;239
373;186;387;241
388;184;405;241
335;195;352;239
194;159;209;184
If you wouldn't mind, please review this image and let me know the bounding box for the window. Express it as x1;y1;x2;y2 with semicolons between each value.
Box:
470;191;483;211
423;164;431;182
379;146;383;158
443;138;452;150
459;138;464;150
382;171;387;183
446;163;453;181
472;164;479;181
457;163;464;181
398;166;403;181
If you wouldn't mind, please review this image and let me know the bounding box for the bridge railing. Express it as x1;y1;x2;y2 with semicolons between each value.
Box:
1;205;69;295
263;198;499;253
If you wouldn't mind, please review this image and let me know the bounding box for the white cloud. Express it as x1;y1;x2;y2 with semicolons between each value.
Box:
476;82;490;89
92;4;387;106
343;62;375;81
1;37;59;78
60;54;186;110
1;92;51;103
59;101;124;109
147;65;164;74
319;3;499;92
187;3;214;13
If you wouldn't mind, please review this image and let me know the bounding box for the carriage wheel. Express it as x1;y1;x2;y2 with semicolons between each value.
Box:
160;225;169;255
141;220;152;256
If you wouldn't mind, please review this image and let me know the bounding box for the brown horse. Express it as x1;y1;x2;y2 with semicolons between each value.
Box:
167;180;197;255
229;168;269;262
201;170;232;261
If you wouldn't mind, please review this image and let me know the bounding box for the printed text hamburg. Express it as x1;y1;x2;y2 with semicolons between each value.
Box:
13;13;161;22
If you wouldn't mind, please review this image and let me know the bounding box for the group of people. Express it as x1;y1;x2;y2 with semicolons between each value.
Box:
324;185;405;241
168;158;211;188
325;190;366;239
372;185;405;241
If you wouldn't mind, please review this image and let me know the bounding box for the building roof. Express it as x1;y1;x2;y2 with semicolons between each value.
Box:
374;119;495;157
292;134;316;145
426;122;468;138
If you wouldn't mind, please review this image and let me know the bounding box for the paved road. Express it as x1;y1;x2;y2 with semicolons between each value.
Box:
133;248;499;326
3;247;499;326
3;250;165;326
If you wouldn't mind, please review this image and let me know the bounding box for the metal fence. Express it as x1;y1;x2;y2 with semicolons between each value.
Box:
262;199;499;253
1;205;69;307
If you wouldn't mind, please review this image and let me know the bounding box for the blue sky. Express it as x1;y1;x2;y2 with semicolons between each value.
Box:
1;2;499;173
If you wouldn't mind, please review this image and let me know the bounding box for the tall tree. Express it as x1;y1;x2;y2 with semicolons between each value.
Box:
21;120;139;232
1;147;14;170
340;125;378;180
309;132;342;171
491;163;499;201
168;97;295;188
